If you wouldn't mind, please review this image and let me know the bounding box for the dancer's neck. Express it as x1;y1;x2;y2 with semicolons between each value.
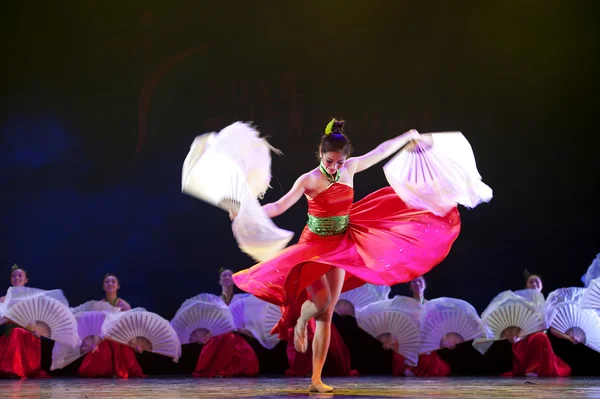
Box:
105;292;118;305
222;286;234;304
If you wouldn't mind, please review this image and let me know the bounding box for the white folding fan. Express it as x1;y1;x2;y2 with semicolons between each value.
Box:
383;132;493;216
170;300;236;345
181;122;293;261
4;294;78;347
181;121;278;210
229;295;282;349
336;284;392;317
581;277;600;310
51;310;112;370
355;296;421;366
419;297;486;354
105;311;181;362
480;296;546;340
549;302;600;353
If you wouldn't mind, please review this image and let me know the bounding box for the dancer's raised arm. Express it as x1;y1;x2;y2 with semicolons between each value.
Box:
345;129;420;174
262;174;309;218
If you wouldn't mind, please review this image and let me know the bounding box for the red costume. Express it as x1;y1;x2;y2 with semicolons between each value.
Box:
233;184;461;338
503;332;571;377
392;352;451;377
193;294;260;378
77;340;145;378
0;324;48;379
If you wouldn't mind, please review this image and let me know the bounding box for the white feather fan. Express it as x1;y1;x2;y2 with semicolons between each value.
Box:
355;296;421;366
480;293;546;340
4;294;78;347
105;311;181;362
51;310;112;370
419;297;486;353
383;132;492;216
181;122;293;261
170;300;235;345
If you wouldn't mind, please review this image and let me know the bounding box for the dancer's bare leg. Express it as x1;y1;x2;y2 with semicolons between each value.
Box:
309;267;345;393
294;267;333;353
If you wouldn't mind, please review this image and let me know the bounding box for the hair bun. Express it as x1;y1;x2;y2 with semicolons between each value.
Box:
331;120;345;134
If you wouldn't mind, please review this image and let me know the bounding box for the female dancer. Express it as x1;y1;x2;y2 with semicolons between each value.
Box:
0;264;48;378
500;272;571;377
192;268;259;378
77;273;145;378
233;119;461;392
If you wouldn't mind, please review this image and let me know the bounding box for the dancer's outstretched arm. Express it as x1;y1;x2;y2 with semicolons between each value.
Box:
345;129;420;174
262;174;309;218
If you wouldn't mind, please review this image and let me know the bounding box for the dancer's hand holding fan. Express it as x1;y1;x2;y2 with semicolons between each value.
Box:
384;131;492;216
181;122;293;261
546;287;600;352
355;296;421;366
419;297;486;354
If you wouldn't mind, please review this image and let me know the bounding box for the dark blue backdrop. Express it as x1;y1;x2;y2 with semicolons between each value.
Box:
1;1;598;320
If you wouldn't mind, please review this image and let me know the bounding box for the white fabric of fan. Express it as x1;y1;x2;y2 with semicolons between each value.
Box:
336;284;391;316
383;131;492;216
70;300;122;314
355;296;421;366
170;296;236;345
419;297;486;354
105;310;181;362
181;121;293;261
4;286;70;308
4;294;78;347
581;277;600;310
229;294;281;349
581;253;600;288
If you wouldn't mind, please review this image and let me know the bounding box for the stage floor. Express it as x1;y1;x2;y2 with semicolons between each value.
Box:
1;376;599;399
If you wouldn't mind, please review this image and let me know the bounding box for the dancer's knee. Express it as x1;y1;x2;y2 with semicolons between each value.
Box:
313;292;332;314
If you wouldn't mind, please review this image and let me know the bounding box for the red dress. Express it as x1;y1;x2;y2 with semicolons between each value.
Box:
77;299;145;378
504;332;571;377
233;184;461;338
285;320;358;377
193;294;260;378
0;324;48;379
392;352;451;377
78;340;145;378
193;332;259;378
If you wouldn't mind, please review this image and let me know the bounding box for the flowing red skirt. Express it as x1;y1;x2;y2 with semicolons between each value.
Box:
193;333;259;378
78;340;145;378
0;327;48;379
392;352;451;377
285;321;358;377
234;186;461;340
503;332;571;377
